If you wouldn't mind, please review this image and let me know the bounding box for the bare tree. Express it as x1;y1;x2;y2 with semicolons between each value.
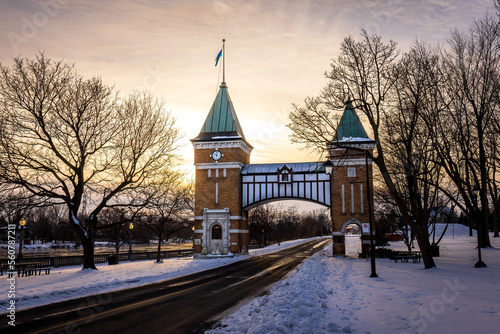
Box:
488;0;500;239
98;208;132;263
248;204;277;246
248;204;301;246
28;205;61;243
0;185;31;226
287;31;440;268
288;97;339;154
139;174;193;263
489;137;500;237
302;209;330;237
428;15;500;248
0;54;182;269
384;42;447;260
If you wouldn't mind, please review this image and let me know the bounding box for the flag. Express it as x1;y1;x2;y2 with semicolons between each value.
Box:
215;49;222;67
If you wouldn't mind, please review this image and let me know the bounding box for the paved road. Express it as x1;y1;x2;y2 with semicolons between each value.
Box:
2;238;331;334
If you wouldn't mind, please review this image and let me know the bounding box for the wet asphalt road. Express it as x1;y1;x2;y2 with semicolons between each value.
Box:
1;238;331;334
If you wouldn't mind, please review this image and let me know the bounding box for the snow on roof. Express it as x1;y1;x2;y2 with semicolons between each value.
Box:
211;135;242;140
337;136;375;143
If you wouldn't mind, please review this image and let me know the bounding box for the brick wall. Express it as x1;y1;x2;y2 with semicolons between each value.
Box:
329;148;374;233
330;163;373;231
194;140;251;255
194;147;251;165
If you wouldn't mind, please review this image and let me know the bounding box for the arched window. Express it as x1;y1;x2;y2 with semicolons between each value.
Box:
212;225;222;239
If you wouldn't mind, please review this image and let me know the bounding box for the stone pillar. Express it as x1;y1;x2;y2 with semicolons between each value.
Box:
332;232;345;256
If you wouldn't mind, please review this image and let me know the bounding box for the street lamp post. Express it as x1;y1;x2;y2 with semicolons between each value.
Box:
365;152;378;277
17;218;26;262
128;222;134;261
192;225;195;248
472;185;486;268
324;160;334;256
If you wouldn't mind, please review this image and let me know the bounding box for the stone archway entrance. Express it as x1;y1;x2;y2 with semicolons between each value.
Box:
341;218;371;255
200;208;231;256
344;221;362;257
192;80;375;257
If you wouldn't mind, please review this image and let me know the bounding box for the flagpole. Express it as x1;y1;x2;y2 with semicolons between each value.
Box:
222;38;225;83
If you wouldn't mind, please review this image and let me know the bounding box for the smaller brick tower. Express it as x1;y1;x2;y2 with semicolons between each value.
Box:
329;101;375;256
191;82;253;256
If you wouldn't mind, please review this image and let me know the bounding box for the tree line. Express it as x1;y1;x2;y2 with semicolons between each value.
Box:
287;6;500;268
247;204;331;247
0;197;193;260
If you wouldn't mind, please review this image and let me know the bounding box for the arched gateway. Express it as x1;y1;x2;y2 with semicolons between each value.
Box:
191;81;375;257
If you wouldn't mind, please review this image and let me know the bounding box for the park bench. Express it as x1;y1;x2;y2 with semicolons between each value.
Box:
393;251;421;263
177;250;193;258
35;265;52;275
0;264;21;276
14;262;52;277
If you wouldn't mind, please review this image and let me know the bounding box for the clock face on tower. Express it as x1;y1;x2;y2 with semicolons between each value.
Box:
211;150;222;161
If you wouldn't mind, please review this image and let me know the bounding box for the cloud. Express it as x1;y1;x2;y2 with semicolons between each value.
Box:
0;0;497;175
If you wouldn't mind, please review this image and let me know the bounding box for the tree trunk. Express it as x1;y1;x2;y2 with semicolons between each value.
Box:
68;207;97;270
478;114;491;248
375;155;436;268
494;200;499;238
406;240;412;252
82;237;97;269
156;233;163;263
115;244;120;264
413;223;436;268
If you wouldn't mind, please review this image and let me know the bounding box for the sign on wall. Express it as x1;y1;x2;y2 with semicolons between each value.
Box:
362;223;370;233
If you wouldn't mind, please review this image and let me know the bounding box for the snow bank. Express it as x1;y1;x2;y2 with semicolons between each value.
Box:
206;246;354;334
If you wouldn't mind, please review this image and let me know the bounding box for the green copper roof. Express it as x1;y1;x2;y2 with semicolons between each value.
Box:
333;100;369;141
193;82;246;141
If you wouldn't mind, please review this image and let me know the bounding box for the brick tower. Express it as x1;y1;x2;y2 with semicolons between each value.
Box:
329;100;375;256
191;82;253;256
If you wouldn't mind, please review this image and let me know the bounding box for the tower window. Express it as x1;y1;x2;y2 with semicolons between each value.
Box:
212;224;222;239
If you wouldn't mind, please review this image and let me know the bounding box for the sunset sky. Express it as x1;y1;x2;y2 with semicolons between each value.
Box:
0;0;496;177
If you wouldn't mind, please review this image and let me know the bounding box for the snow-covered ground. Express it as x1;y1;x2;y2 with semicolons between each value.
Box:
208;225;500;334
2;225;500;333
